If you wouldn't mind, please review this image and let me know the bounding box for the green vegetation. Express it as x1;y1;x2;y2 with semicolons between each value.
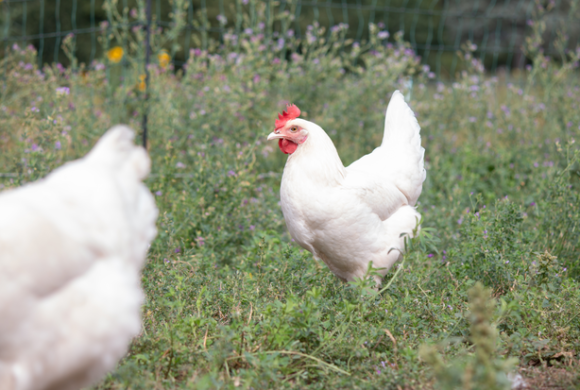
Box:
1;2;579;389
3;0;579;76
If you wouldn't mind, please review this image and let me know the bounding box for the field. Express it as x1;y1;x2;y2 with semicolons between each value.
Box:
1;6;580;389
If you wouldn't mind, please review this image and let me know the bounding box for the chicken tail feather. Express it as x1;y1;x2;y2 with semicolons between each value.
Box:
380;90;425;205
381;90;421;150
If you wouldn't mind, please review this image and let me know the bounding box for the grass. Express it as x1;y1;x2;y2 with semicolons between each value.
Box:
1;2;580;389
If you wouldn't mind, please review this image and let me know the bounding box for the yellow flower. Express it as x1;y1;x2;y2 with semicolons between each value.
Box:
158;50;171;69
107;46;124;63
138;74;146;92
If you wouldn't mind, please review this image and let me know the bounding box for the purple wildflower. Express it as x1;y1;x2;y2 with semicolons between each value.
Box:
377;31;389;39
277;38;285;50
216;14;227;24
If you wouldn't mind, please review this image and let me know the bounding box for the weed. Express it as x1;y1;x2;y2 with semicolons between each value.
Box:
1;0;579;388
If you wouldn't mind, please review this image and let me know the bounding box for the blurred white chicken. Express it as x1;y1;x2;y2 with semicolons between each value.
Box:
0;126;158;390
268;91;425;286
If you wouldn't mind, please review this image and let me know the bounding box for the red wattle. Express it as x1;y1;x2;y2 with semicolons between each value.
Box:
278;139;298;154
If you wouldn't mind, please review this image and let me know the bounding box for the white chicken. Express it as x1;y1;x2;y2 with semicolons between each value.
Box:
267;91;425;286
0;126;158;390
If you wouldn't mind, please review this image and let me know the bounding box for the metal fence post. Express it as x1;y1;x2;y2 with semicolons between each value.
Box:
142;0;152;149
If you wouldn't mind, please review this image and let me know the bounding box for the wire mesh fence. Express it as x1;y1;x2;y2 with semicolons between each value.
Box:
1;0;579;151
2;0;579;79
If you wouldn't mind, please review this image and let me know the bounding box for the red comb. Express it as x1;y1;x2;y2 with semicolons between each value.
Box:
275;104;301;129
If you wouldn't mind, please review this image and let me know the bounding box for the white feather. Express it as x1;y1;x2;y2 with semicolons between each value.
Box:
0;125;158;390
346;90;425;213
277;91;425;285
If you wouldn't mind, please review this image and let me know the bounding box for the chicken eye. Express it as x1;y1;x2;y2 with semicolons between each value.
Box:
290;126;298;132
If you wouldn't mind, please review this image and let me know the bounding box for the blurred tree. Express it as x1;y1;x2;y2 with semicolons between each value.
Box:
444;0;580;72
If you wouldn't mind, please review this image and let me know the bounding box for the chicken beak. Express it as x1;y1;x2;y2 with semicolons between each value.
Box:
267;131;283;141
